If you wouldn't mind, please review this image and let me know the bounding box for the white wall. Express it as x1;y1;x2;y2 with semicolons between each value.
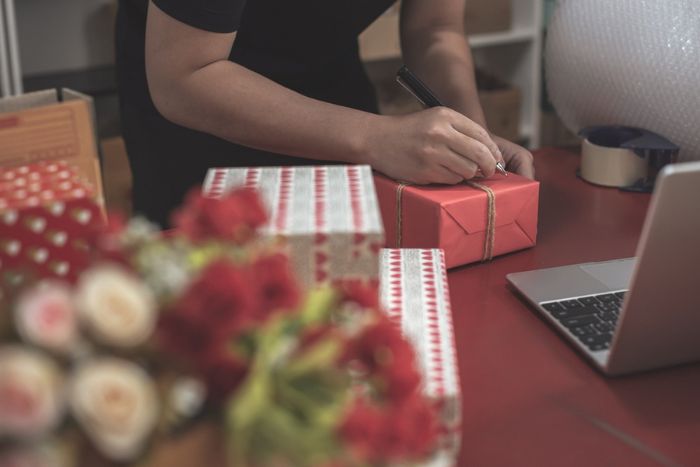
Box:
15;0;116;76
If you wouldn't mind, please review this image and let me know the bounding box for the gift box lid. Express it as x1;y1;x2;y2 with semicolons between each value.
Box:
0;160;97;211
204;165;384;236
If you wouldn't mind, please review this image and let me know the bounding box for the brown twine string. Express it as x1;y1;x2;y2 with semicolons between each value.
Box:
395;180;496;261
465;181;496;261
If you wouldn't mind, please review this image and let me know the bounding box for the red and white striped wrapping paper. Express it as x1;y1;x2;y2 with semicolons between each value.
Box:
203;165;384;289
380;248;461;465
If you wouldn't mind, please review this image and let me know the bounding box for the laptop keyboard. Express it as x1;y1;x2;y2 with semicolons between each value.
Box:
540;291;627;352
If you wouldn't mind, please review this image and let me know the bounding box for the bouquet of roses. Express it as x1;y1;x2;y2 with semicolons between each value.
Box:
0;187;439;466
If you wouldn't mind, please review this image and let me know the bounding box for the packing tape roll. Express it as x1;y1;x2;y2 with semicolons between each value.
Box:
580;138;648;187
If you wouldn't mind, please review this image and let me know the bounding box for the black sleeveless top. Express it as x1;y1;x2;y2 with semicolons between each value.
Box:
115;0;395;226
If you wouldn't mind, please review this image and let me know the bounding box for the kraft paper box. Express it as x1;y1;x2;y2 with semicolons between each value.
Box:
374;173;539;269
203;165;385;289
380;248;461;462
0;88;104;199
359;3;400;61
464;0;512;35
0;160;105;285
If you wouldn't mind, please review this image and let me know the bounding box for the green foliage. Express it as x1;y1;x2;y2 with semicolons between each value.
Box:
226;289;351;466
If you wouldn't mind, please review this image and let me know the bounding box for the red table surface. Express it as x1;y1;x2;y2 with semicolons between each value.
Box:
452;148;700;467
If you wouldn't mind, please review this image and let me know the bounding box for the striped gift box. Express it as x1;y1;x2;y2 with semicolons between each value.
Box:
203;165;384;289
380;248;461;465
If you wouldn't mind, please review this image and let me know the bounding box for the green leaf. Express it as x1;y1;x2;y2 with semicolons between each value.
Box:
226;314;353;465
299;287;339;326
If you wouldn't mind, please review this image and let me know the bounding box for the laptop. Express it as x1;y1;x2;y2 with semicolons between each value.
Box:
507;161;700;375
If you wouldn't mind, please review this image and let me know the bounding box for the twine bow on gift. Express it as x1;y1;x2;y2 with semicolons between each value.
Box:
395;181;496;262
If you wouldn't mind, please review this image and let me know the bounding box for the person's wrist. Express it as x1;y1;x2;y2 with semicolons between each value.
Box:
352;112;388;167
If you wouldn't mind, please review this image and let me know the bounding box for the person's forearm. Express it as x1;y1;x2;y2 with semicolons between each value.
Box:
401;28;488;129
149;59;378;164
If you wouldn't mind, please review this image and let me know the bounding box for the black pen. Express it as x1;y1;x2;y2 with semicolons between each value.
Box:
396;65;508;176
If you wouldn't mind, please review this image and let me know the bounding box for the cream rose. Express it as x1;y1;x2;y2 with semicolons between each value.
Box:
14;281;78;354
0;346;65;439
75;264;157;348
69;358;159;462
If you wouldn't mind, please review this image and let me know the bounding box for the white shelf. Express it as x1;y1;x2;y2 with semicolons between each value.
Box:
360;0;543;149
469;27;538;48
361;27;538;62
521;124;535;143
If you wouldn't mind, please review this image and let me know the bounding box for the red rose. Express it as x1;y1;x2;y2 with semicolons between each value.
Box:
338;398;384;461
251;253;300;317
201;349;249;403
157;310;214;361
157;259;260;368
158;313;249;403
340;281;379;310
172;187;267;243
88;212;131;265
339;394;438;463
383;394;439;460
175;260;259;338
341;317;421;402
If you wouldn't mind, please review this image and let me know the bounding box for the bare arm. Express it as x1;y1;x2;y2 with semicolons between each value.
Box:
145;1;503;183
400;0;486;126
400;0;535;178
146;1;376;163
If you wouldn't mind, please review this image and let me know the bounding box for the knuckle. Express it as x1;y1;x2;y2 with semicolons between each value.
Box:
419;143;437;159
482;145;497;162
438;108;458;123
471;144;490;164
425;123;445;139
434;106;452;119
463;166;477;179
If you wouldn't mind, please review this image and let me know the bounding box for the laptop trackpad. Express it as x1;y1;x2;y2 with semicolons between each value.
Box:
580;258;636;290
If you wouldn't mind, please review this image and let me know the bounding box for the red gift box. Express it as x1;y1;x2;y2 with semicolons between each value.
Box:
374;173;539;269
0;160;105;284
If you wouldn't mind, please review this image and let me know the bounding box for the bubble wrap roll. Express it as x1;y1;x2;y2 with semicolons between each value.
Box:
546;0;700;161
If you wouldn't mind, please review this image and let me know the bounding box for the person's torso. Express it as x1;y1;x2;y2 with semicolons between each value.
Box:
115;0;396;225
118;0;396;102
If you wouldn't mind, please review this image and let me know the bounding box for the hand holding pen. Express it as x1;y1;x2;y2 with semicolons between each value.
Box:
396;65;508;177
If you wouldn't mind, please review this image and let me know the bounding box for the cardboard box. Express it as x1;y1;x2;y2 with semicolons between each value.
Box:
370;65;521;144
360;0;512;61
0;161;105;284
464;0;512;35
380;248;461;463
101;137;133;216
0;88;104;201
540;110;582;148
477;70;522;142
359;4;401;61
374;173;539;269
203;166;385;289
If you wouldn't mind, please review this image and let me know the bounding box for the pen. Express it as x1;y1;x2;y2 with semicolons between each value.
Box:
396;65;508;176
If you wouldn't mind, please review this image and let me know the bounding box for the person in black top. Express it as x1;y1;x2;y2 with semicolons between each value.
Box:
116;0;535;227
